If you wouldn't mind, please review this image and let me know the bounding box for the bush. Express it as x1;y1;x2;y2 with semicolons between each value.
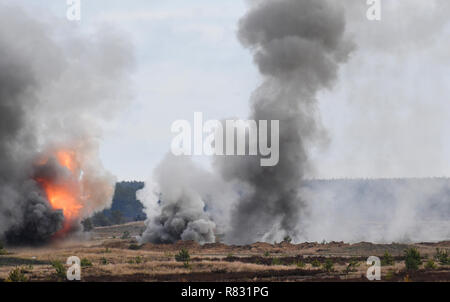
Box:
100;257;108;265
385;270;395;281
425;258;437;270
435;248;450;265
81;218;93;232
263;251;270;257
51;260;66;280
135;256;143;264
381;250;394;266
129;244;142;250
283;236;292;244
311;259;321;267
322;259;334;273
344;259;360;274
404;248;421;271
0;241;6;255
121;231;131;239
225;253;234;259
80;258;92;267
175;248;190;263
296;261;305;268
6;267;28;282
271;257;282;265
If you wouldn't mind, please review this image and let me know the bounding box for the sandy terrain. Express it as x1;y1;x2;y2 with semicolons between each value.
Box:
1;221;449;282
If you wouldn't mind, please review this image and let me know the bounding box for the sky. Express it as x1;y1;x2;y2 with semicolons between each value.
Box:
11;0;450;181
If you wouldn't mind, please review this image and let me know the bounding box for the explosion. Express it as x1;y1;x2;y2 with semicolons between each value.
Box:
34;149;84;236
0;3;134;245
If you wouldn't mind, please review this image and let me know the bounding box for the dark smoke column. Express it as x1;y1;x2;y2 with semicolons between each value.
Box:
216;0;354;244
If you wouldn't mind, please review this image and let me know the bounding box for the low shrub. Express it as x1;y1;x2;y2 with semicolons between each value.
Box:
295;261;305;268
80;258;92;267
121;231;131;239
135;256;143;264
283;236;292;244
425;258;437;270
6;267;28;282
322;259;334;273
381;251;394;266
129;244;142;250
404;248;421;271
271;257;282;266
344;259;360;274
435;248;450;265
51;260;66;280
175;248;190;263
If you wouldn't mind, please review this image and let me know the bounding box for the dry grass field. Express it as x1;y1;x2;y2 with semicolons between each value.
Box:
1;221;450;282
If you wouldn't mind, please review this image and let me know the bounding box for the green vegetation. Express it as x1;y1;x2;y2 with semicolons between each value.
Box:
175;248;191;269
80;258;92;267
271;257;282;266
283;236;292;244
344;259;360;274
311;259;321;267
129;243;142;250
385;270;395;281
225;253;234;260
322;259;334;273
6;267;28;282
404;248;421;271
435;248;450;265
175;248;191;263
425;258;437;270
135;256;143;264
295;260;305;268
121;231;131;239
100;257;109;265
263;251;270;257
51;260;66;280
0;241;7;255
381;250;394;266
81;218;93;232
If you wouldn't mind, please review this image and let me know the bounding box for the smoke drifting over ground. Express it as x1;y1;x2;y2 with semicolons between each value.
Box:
300;179;450;243
0;3;134;244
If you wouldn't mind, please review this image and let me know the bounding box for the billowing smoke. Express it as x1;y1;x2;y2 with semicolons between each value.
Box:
214;0;354;244
139;0;353;245
138;154;237;244
0;3;134;245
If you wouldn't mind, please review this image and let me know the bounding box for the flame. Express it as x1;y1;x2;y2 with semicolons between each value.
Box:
56;150;77;173
35;149;84;236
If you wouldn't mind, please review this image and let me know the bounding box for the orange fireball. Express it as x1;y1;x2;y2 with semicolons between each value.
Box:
35;149;84;236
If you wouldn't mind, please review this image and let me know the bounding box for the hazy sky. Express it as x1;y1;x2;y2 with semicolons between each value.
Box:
12;0;450;181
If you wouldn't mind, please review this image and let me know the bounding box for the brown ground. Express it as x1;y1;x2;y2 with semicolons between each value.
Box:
1;221;450;282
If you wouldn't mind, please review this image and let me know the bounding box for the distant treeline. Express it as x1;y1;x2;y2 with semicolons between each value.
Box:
82;181;145;230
